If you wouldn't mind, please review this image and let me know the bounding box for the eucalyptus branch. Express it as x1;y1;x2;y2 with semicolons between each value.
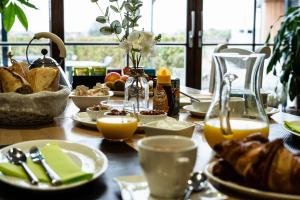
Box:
96;1;121;42
116;1;123;24
96;1;105;16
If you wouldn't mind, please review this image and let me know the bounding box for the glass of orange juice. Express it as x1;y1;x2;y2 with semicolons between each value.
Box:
96;116;138;141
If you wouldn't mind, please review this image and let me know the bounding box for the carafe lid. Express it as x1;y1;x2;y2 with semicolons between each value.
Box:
157;67;171;84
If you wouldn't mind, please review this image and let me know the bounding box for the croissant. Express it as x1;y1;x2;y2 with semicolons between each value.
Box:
213;134;300;194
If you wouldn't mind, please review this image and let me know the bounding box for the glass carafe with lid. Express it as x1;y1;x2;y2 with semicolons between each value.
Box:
204;53;269;148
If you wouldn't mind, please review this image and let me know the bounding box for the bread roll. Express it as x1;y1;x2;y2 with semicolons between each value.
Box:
8;62;29;81
28;67;59;93
0;68;33;94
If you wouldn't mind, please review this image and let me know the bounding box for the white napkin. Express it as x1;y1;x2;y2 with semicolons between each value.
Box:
114;175;228;200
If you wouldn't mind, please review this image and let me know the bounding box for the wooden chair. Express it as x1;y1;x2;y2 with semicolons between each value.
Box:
208;44;271;93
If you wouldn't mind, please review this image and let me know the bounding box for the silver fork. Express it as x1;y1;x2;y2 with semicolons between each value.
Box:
29;146;62;186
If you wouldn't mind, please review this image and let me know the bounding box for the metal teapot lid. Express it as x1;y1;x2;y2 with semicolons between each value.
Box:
30;49;59;69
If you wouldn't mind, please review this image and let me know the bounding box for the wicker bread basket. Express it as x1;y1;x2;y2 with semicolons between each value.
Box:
0;86;70;126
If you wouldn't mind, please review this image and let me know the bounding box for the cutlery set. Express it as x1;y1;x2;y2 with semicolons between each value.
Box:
5;146;62;186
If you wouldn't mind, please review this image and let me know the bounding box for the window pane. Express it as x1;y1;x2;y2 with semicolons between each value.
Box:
66;45;125;67
137;46;186;84
255;0;285;43
64;0;118;42
8;0;50;41
64;0;186;43
203;0;254;44
0;1;49;65
152;0;186;43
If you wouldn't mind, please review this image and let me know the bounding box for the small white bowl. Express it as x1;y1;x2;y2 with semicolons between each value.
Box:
142;119;195;138
138;111;167;124
86;107;109;121
70;91;113;110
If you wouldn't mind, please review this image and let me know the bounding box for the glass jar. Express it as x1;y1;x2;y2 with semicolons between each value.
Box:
203;53;269;148
124;68;149;111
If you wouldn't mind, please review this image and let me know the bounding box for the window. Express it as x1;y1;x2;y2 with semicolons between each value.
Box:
0;0;289;90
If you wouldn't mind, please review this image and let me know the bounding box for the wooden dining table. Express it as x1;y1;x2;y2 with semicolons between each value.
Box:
0;86;298;200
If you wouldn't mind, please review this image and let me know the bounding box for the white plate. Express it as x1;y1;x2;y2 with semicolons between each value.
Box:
183;105;206;117
282;120;300;137
73;112;144;130
265;107;279;116
0;140;108;191
204;161;300;200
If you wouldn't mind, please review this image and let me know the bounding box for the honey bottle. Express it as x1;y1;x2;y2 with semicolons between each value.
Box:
153;67;174;116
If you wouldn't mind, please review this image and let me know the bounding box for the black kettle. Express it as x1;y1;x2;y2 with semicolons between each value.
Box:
26;32;71;89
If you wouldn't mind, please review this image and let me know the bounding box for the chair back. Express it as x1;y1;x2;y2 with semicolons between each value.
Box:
208;44;271;93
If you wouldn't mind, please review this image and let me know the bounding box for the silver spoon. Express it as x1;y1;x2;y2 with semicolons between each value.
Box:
6;148;39;185
183;171;208;200
30;146;62;186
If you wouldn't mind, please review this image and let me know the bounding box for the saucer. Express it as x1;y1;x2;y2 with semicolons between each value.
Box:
114;175;225;200
183;105;206;117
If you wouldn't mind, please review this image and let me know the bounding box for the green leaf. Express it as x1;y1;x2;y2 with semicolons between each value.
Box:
0;0;9;12
96;16;107;23
16;0;38;9
14;3;28;30
125;3;133;12
111;20;122;34
91;0;98;2
100;26;114;35
120;1;126;10
109;0;118;2
110;5;119;12
3;3;16;32
105;6;109;16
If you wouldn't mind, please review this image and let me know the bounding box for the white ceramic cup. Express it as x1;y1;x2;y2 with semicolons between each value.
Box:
138;135;197;199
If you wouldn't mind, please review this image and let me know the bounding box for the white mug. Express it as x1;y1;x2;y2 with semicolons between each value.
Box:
138;135;197;199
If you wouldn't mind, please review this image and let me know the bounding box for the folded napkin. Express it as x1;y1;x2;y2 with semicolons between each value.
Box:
284;121;300;133
0;144;93;184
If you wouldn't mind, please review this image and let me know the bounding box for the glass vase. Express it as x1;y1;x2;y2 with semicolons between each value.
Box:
124;68;149;111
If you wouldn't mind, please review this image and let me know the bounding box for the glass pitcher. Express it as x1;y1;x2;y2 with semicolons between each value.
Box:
203;53;269;148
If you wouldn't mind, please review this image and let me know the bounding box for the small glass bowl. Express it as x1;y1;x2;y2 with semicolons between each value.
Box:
96;116;138;141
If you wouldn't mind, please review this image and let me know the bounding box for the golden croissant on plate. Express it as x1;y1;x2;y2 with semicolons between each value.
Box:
213;134;300;194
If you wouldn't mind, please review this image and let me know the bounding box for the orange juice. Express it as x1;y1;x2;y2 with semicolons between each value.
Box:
203;118;269;148
97;116;138;141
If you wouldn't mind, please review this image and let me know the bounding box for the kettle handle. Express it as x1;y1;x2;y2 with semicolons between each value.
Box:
26;32;66;65
34;32;66;58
